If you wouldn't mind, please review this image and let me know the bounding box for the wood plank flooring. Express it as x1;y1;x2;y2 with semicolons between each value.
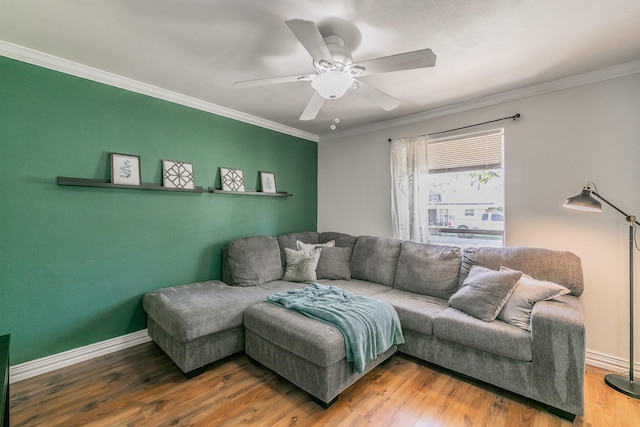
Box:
9;342;640;426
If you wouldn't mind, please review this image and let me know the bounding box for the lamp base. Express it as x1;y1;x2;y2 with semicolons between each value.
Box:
605;373;640;399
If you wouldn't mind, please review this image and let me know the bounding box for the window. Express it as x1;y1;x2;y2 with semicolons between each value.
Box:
426;129;505;247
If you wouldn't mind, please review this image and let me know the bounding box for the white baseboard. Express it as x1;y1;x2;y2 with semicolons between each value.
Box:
9;330;639;384
9;329;151;383
586;349;640;377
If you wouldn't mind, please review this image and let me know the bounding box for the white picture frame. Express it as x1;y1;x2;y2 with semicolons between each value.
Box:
220;167;245;192
110;153;141;186
162;160;195;190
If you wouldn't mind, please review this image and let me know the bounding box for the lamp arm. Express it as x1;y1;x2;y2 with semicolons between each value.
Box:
591;191;640;226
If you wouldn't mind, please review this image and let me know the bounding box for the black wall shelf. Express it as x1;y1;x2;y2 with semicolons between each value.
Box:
208;188;292;197
57;177;205;193
57;178;292;197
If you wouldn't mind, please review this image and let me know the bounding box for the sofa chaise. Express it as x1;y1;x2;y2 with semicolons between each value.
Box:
143;231;585;419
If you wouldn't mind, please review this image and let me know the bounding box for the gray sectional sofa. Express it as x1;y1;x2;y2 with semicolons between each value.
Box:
143;231;585;419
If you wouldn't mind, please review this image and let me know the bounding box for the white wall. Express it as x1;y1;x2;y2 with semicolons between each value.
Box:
318;72;640;368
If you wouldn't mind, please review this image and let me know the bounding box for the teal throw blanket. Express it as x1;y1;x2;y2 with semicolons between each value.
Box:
267;283;404;373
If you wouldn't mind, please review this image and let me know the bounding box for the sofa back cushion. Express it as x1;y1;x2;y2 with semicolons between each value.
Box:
394;242;462;299
460;246;584;296
351;236;402;286
319;231;358;250
227;236;283;286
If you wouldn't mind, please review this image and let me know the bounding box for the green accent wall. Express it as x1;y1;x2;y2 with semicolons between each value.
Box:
0;56;317;364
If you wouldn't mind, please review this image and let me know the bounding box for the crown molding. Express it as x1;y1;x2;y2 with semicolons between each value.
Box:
0;40;319;143
319;59;640;142
3;40;639;145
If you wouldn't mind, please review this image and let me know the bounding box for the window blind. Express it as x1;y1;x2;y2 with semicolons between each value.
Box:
427;129;503;173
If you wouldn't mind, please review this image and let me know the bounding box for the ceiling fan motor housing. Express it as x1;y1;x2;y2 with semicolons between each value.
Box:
323;34;352;70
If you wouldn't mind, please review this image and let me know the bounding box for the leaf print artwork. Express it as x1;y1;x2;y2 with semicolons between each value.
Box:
119;159;132;178
111;153;141;185
259;171;277;193
264;176;274;191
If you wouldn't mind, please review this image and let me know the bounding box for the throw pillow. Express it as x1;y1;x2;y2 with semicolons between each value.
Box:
283;248;321;282
497;266;571;331
296;239;335;254
448;265;522;322
316;247;352;280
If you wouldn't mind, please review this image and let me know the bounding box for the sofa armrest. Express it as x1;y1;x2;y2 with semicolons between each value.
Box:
530;295;585;415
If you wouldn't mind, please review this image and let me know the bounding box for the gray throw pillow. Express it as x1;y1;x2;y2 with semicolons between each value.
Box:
448;265;522;322
497;266;571;330
316;247;352;280
283;248;321;282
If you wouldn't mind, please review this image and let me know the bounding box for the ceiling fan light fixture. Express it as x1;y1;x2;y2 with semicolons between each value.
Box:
311;70;354;99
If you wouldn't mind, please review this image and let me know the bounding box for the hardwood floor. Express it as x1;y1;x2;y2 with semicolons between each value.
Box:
10;342;640;426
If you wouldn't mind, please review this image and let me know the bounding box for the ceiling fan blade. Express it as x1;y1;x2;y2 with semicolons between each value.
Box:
285;19;334;66
354;49;436;76
350;80;400;111
300;91;326;121
234;74;314;88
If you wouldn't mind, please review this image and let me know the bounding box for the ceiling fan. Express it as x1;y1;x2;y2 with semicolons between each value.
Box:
234;19;437;121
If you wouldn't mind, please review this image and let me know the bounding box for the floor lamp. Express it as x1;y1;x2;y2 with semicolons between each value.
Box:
563;183;640;398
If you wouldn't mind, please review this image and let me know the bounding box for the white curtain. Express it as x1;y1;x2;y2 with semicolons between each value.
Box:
390;135;429;242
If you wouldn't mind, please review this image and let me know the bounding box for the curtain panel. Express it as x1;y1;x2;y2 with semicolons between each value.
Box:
390;135;429;242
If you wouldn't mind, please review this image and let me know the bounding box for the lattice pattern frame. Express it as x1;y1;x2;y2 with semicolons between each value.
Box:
162;160;195;189
220;167;245;192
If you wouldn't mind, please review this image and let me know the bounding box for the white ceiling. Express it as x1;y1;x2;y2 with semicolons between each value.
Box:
2;0;640;139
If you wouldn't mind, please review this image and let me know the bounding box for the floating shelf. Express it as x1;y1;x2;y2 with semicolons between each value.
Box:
208;188;292;197
57;177;205;193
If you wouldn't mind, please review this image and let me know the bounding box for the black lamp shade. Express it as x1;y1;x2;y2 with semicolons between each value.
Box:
563;189;602;212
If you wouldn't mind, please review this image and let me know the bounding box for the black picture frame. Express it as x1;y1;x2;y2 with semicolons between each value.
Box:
110;153;141;186
259;171;277;193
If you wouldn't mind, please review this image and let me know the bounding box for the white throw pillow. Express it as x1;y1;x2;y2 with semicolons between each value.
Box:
296;239;335;254
497;266;571;330
283;248;322;282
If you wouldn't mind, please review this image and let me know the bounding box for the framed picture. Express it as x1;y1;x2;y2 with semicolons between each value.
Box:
111;153;141;186
162;160;195;190
220;167;245;192
259;171;277;193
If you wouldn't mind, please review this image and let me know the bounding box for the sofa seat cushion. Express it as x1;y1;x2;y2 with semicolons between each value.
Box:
143;280;289;342
351;236;402;286
244;301;346;367
433;307;533;362
373;289;448;336
314;279;393;298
